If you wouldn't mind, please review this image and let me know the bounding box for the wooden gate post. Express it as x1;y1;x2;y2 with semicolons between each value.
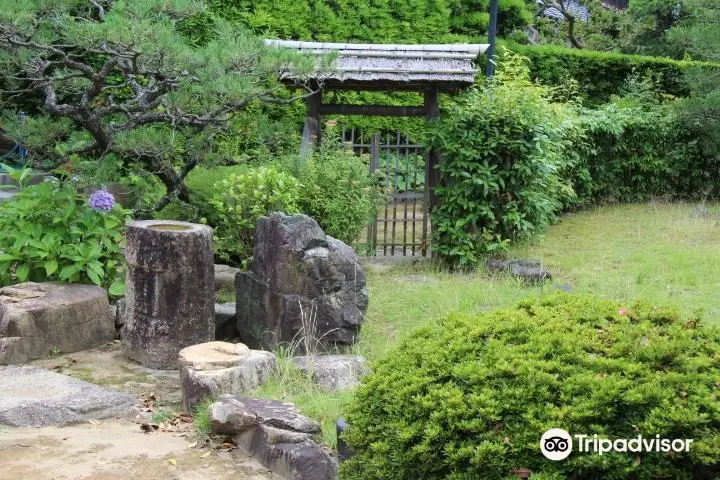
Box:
424;86;440;211
424;86;441;256
306;83;323;146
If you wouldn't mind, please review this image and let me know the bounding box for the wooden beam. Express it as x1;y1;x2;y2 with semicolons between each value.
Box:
318;104;425;117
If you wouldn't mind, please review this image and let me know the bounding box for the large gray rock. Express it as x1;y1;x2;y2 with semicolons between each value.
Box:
0;282;115;365
236;213;368;352
123;220;215;369
292;355;367;391
0;365;138;427
209;395;336;480
179;341;276;411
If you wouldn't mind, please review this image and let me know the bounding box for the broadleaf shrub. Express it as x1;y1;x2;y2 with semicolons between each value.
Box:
209;166;300;267
426;49;581;267
341;294;720;480
296;143;383;244
0;182;129;294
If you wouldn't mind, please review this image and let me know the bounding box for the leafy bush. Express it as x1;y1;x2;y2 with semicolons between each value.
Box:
209;166;300;267
342;294;720;480
509;43;716;104
296;145;383;244
0;182;129;295
426;50;581;267
577;99;714;202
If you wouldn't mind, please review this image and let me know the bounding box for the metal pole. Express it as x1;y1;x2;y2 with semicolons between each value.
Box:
485;0;499;77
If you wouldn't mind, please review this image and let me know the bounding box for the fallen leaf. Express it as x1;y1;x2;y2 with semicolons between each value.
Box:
88;420;101;425
139;423;160;434
178;413;193;423
201;451;212;458
168;458;177;466
187;441;198;449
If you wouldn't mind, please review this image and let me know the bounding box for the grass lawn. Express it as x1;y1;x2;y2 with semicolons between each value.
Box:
253;201;720;445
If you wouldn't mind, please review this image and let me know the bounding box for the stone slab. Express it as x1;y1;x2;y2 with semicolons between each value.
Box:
0;365;138;427
0;282;115;365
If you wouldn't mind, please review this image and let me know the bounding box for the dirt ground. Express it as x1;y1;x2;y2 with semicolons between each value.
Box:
0;343;280;480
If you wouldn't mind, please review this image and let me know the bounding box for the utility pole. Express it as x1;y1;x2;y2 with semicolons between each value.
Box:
485;0;499;77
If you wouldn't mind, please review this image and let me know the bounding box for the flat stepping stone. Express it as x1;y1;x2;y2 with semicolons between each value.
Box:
0;365;138;427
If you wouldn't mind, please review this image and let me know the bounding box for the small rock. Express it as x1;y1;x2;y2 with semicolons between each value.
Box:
486;258;510;272
214;264;240;292
179;342;276;411
486;258;540;273
292;355;367;391
215;303;238;340
510;264;552;285
0;365;138;427
209;400;258;434
556;284;573;293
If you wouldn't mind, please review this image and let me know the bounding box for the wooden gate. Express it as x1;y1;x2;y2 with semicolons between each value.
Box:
344;129;429;257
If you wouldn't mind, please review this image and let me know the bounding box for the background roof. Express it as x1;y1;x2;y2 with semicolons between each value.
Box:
265;40;489;91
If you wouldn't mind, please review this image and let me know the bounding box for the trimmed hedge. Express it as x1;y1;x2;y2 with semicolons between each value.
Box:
341;294;720;480
508;43;716;104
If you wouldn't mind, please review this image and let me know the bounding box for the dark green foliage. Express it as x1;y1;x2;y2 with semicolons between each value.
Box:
509;43;715;104
0;182;129;295
577;94;717;202
341;294;720;480
205;0;533;43
426;50;580;267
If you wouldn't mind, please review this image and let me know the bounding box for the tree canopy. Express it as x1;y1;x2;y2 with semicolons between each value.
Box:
0;0;314;215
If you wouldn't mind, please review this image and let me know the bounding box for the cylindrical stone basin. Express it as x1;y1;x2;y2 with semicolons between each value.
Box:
123;220;215;369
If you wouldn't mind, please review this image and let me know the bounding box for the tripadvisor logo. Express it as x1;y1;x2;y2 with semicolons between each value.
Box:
540;428;693;461
540;428;572;460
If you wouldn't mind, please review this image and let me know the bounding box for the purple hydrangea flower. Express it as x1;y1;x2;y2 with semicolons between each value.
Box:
88;189;116;212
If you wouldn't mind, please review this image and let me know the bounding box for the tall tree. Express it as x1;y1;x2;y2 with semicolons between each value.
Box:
533;0;639;50
0;0;315;216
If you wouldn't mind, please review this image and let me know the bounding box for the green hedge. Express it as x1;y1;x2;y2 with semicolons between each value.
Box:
342;294;720;480
508;43;716;104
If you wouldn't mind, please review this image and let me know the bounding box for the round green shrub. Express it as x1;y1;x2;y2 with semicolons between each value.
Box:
298;146;383;245
341;294;720;480
209;166;300;267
